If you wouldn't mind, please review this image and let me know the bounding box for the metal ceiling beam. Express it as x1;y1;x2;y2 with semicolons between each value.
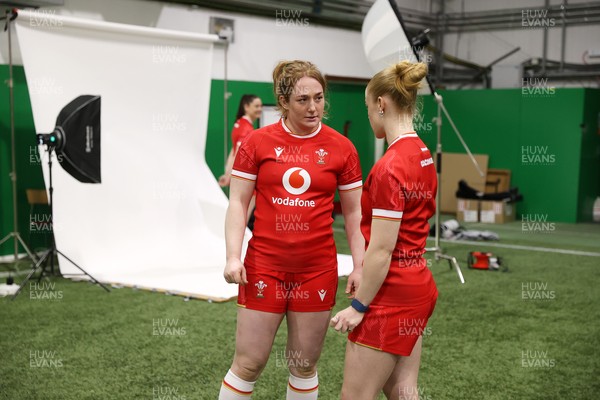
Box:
148;0;600;32
144;0;600;85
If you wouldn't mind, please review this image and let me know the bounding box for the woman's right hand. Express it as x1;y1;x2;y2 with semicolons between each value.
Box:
223;258;248;285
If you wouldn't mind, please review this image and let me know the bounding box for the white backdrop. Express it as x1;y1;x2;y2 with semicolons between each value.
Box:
15;10;246;301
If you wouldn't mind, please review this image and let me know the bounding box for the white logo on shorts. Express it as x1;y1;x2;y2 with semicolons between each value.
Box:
317;289;327;302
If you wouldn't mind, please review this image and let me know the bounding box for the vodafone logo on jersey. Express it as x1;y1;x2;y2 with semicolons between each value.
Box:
272;167;315;207
282;167;311;195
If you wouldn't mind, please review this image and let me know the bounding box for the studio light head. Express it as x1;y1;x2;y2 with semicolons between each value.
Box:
37;95;102;183
36;128;64;150
411;29;430;52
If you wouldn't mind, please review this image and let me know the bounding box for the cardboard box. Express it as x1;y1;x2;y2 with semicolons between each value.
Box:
439;153;489;214
480;200;515;223
457;198;480;222
485;169;511;194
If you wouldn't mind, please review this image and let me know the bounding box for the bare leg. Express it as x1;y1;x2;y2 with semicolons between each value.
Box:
230;307;285;381
382;336;423;400
340;341;398;400
285;310;331;377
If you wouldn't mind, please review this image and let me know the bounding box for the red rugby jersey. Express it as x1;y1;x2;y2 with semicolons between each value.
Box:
361;133;438;306
232;119;362;272
231;116;254;153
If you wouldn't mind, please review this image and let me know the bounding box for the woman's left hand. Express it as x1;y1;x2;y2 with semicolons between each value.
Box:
345;268;362;299
330;306;365;334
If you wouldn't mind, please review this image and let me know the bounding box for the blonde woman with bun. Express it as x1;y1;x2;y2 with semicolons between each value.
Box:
330;61;438;400
219;60;364;400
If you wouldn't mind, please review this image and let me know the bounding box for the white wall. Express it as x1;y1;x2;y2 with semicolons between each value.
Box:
0;0;374;81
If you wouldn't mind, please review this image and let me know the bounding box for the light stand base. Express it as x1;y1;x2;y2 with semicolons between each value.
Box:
427;245;465;284
0;232;39;268
11;248;110;300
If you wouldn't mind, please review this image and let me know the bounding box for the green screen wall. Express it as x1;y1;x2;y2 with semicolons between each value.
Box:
418;88;600;223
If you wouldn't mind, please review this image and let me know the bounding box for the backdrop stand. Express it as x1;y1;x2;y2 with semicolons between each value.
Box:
0;9;38;279
12;146;110;300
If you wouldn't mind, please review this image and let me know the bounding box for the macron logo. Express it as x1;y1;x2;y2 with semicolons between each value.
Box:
274;147;284;158
318;289;327;301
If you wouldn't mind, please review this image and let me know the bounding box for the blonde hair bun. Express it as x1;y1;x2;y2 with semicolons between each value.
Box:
394;61;428;93
367;60;428;115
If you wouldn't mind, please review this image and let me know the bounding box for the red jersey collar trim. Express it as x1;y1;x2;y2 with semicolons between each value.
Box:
281;118;322;139
388;132;418;148
241;116;253;124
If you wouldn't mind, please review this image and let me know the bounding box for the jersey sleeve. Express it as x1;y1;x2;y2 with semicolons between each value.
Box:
231;133;259;182
231;121;242;152
370;156;405;222
337;139;363;192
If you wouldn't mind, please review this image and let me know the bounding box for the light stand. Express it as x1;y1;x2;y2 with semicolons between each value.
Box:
12;145;110;300
411;29;485;284
0;9;38;275
426;92;484;284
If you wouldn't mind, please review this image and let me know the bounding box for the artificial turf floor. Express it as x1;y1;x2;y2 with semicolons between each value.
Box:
1;217;599;399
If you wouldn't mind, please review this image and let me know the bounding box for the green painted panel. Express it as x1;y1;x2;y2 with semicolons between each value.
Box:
205;80;273;180
0;65;49;257
519;89;583;223
578;89;600;222
419;88;594;223
327;82;374;179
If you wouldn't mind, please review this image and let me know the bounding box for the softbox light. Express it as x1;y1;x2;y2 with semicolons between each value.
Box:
361;0;433;95
38;95;101;183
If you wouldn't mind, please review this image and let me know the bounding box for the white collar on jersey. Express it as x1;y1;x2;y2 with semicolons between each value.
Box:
241;115;253;124
388;132;418;147
281;118;322;139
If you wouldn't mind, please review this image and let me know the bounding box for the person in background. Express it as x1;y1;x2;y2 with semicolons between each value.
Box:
330;60;438;400
219;94;263;188
219;60;364;400
219;94;262;228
